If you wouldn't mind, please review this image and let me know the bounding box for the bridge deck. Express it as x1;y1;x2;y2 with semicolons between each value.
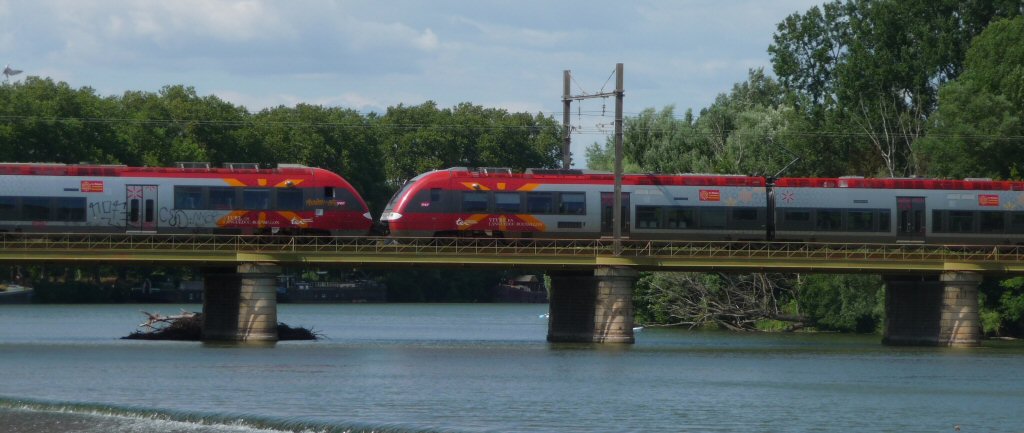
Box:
0;233;1022;273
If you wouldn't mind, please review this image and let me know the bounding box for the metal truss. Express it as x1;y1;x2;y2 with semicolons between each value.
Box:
0;233;1021;273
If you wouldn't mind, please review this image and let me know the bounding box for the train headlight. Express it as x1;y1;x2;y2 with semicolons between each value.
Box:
363;212;373;220
380;212;403;221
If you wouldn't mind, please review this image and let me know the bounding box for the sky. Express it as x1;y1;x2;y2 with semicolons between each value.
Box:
0;0;823;167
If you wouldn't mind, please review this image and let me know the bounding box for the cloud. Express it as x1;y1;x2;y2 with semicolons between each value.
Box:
92;0;288;43
413;28;439;51
451;16;572;47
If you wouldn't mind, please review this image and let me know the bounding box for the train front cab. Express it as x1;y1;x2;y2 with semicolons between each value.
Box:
304;167;373;236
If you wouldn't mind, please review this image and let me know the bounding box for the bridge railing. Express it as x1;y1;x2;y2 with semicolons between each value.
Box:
1;232;1023;263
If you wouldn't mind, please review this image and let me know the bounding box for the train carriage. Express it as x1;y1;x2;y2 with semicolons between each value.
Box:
774;177;1024;244
380;167;768;240
0;162;372;236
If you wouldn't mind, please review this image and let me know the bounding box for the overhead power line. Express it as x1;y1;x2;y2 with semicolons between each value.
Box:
2;114;1024;141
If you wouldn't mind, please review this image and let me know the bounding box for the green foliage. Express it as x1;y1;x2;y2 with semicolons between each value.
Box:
377;102;562;189
795;274;884;333
587;69;808;177
979;277;1024;336
769;0;1021;177
918;16;1024;180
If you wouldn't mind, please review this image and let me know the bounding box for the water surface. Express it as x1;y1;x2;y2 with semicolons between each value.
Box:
2;304;1022;432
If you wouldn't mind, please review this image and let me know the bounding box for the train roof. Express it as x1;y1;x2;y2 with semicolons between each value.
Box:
775;177;1024;191
418;167;765;187
0;162;322;177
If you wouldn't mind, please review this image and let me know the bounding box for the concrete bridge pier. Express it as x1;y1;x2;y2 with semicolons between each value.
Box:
883;272;981;347
201;263;280;343
547;267;637;344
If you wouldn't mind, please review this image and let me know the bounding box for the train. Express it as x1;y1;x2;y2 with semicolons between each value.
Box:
3;162;1023;246
380;167;1024;245
0;162;372;235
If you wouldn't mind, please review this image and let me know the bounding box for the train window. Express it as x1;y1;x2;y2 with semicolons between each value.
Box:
324;187;335;198
22;197;51;221
430;188;442;202
129;199;140;223
781;209;812;230
816;210;842;231
1009;213;1024;234
848;211;874;231
949;211;974;233
932;211;946;233
243;189;271;210
665;208;695;229
0;197;17;220
699;208;727;229
174;186;203;210
209;188;236;210
526;192;554;214
494;193;521;213
730;208;761;229
55;197;86;222
878;211;891;232
145;200;155;223
462;191;489;212
784;210;810;222
732;208;758;222
559;193;586;215
277;188;304;210
980;211;1005;233
636;206;661;229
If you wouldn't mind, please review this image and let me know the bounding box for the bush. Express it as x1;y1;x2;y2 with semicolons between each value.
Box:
795;274;884;333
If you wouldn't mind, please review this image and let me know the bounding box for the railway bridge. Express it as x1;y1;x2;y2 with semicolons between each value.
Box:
3;233;1020;347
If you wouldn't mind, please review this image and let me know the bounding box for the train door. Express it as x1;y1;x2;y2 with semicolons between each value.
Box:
896;196;925;242
600;192;630;236
126;185;158;232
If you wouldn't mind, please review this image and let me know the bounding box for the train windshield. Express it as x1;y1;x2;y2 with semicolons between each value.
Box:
382;179;417;214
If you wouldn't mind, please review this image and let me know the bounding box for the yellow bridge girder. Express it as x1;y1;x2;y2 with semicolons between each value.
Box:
0;233;1023;274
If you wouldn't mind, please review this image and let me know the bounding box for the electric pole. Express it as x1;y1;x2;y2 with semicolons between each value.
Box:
562;70;572;169
561;63;625;254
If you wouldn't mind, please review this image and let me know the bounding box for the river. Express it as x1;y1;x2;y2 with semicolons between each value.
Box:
1;303;1023;432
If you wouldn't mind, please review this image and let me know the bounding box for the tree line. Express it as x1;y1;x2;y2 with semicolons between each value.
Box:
589;1;1024;336
0;80;564;213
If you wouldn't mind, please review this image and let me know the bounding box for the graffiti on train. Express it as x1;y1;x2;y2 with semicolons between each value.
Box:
88;200;127;227
160;208;219;227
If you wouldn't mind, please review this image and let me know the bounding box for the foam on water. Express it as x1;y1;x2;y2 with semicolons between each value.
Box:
0;398;434;433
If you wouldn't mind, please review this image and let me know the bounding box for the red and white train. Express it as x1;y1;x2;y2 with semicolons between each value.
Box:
380;167;1024;245
4;162;1022;245
0;162;372;235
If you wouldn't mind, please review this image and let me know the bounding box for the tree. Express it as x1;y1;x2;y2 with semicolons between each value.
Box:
634;272;797;330
0;77;120;164
794;274;884;332
111;85;248;166
918;16;1024;179
377;101;562;189
770;0;1022;177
